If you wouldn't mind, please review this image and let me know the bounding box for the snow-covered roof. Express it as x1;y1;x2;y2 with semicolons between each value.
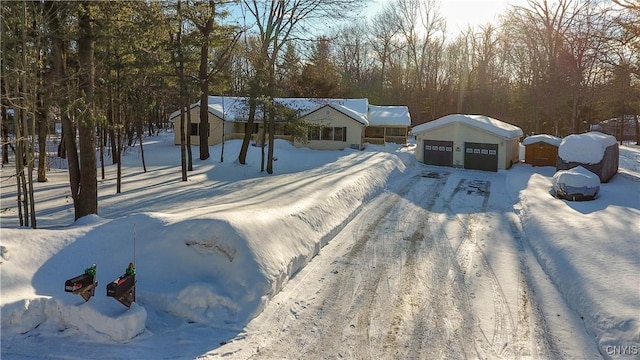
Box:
169;97;370;125
411;114;523;139
558;131;617;164
522;134;562;147
303;102;369;126
169;97;413;128
367;105;411;127
553;166;600;190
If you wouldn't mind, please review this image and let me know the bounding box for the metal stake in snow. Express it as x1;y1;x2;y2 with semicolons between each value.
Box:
133;222;136;267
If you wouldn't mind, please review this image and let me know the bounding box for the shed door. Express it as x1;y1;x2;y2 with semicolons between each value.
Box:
423;140;453;167
464;142;498;172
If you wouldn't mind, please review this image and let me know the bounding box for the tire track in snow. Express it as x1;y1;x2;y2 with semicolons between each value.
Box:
381;171;454;357
293;173;425;359
508;216;558;359
443;178;517;358
208;169;555;359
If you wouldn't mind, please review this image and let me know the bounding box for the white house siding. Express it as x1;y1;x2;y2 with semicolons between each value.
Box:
416;122;519;170
504;137;522;168
170;106;234;146
295;106;365;151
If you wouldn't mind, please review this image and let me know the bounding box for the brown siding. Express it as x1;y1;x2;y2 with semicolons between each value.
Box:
524;142;558;167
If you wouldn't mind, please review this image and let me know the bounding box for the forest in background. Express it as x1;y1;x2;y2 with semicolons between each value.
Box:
1;0;639;226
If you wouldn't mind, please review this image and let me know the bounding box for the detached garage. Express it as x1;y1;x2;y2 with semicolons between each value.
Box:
412;114;523;172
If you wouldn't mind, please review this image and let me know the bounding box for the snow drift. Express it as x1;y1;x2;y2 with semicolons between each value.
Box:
1;149;407;342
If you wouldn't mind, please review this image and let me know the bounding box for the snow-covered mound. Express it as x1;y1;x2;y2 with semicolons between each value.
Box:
557;132;619;182
1;150;406;343
558;131;616;164
552;166;600;201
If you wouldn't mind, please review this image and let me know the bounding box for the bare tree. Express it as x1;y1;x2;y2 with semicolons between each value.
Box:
333;20;375;97
369;4;403;100
502;0;583;135
238;0;364;173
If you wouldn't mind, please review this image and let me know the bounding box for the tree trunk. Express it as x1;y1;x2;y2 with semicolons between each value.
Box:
1;106;8;165
199;49;210;160
239;96;257;164
266;109;275;174
37;101;48;182
635;115;639;146
186;100;193;171
14;83;25;227
99;123;105;179
76;2;98;219
21;1;33;228
138;124;147;172
36;29;48;183
53;17;81;215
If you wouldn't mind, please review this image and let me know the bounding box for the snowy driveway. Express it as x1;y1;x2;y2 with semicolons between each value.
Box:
202;168;559;359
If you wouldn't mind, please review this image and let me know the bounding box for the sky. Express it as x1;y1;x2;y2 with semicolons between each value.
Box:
367;0;530;35
1;131;639;359
438;0;528;31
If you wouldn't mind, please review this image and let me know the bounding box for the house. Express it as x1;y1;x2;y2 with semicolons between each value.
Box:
591;115;638;141
411;114;523;172
365;105;411;145
523;134;561;167
168;96;247;146
169;97;411;151
292;99;369;151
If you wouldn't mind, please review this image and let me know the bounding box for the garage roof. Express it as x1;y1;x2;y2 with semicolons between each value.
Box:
411;114;523;139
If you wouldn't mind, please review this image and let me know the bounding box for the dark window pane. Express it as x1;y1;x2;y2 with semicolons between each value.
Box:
334;127;345;141
322;127;333;140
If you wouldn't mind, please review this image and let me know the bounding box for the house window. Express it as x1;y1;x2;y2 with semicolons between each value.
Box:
309;126;347;141
322;127;334;140
191;123;210;136
334;127;346;141
386;127;405;136
274;124;287;135
308;126;320;140
366;127;384;137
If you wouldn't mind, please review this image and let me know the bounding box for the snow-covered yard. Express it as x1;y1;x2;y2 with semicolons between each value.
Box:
1;133;638;359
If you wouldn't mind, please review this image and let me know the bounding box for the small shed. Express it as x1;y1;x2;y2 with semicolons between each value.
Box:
556;131;619;183
411;114;523;172
523;134;561;167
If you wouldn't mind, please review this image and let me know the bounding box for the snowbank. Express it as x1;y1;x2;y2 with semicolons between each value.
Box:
1;149;407;343
514;166;640;359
